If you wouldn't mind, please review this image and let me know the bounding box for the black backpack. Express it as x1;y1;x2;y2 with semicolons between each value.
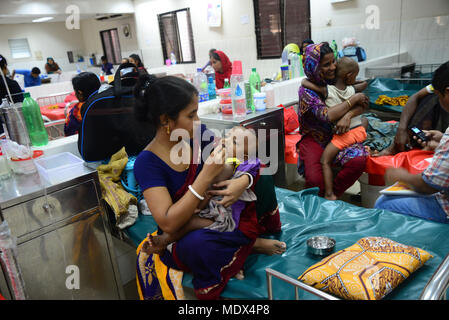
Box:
78;63;154;162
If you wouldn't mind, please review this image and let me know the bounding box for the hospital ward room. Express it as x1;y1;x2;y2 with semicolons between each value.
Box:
1;0;449;309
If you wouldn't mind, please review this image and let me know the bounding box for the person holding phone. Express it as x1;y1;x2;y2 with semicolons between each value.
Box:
374;61;449;224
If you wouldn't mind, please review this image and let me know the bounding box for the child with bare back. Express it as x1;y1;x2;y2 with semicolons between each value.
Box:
142;126;286;276
302;57;369;200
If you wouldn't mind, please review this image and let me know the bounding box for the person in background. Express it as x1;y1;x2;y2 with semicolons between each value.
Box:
44;57;61;74
129;53;148;75
302;57;369;200
375;61;449;224
121;57;130;64
12;67;41;88
201;48;217;72
300;39;314;56
101;56;114;75
64;72;101;136
373;81;449;156
210;50;232;89
0;54;24;135
297;42;368;198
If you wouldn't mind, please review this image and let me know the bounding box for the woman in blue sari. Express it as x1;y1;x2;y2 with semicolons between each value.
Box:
133;75;285;300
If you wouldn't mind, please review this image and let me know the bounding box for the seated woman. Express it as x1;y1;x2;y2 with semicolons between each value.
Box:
210;50;232;89
45;57;62;74
375;61;449;224
297;42;368;198
133;74;285;300
64;72;101;136
129;54;148;76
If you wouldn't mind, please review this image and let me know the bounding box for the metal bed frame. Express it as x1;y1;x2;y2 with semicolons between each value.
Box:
266;253;449;300
44;119;66;141
35;91;72;108
365;63;441;80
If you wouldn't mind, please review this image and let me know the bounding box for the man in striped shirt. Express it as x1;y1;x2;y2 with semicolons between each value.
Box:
375;61;449;224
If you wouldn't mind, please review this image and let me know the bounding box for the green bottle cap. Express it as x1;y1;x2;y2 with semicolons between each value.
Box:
252;68;256;72
24;92;30;98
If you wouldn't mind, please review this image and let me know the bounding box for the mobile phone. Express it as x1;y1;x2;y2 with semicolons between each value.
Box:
409;126;428;142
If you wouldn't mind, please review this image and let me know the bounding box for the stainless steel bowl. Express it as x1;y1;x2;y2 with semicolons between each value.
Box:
307;236;336;256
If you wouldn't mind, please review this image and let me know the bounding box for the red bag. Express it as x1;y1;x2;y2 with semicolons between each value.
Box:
277;104;299;133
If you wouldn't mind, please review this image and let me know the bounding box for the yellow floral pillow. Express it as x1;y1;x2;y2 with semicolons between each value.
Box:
298;237;433;300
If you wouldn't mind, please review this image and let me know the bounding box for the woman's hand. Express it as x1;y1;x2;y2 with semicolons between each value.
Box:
206;175;250;208
203;144;226;179
413;130;443;151
335;113;351;134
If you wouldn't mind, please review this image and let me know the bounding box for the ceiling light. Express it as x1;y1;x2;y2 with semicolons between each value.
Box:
32;16;54;23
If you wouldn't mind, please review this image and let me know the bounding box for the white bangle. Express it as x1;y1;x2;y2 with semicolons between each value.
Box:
243;172;254;189
188;185;205;201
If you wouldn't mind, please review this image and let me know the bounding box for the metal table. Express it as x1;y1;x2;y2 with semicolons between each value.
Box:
0;167;124;300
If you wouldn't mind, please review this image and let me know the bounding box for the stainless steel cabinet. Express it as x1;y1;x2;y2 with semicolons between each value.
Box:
0;170;124;300
200;108;286;187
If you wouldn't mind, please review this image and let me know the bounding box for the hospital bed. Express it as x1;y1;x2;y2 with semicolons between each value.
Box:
123;187;449;300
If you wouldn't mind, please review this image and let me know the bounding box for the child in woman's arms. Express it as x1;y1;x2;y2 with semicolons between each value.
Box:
142;126;286;260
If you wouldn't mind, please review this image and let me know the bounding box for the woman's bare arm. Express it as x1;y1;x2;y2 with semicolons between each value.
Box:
327;93;366;122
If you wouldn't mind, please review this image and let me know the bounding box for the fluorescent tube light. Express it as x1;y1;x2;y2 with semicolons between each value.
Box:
32;17;54;23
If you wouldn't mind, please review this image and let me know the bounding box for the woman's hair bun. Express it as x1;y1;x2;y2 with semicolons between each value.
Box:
135;74;158;100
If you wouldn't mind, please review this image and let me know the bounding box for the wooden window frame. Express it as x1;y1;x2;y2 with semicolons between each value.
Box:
253;0;311;59
158;8;196;64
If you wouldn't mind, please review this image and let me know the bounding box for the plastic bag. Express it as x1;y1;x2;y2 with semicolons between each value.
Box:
0;220;26;299
277;104;299;134
365;149;434;185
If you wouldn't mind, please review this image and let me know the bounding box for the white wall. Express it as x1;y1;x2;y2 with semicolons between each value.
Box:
0;21;85;72
80;15;140;65
133;0;282;80
311;0;449;66
1;0;134;15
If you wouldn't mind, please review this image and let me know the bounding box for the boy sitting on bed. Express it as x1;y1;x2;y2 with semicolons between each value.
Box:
302;57;369;200
142;126;286;262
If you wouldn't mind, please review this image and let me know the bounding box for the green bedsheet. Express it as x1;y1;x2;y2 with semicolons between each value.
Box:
367;77;428;113
125;187;449;300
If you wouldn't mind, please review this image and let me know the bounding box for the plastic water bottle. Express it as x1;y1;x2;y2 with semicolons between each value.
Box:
230;61;246;118
249;68;261;93
170;52;177;65
290;53;303;79
21;92;48;146
262;83;275;108
193;68;209;102
207;76;216;100
223;78;230;88
331;40;338;60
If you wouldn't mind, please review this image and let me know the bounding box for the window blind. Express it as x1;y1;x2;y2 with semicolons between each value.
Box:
254;0;311;59
8;38;32;59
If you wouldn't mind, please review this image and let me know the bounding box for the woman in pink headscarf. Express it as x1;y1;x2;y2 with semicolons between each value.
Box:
210;50;232;89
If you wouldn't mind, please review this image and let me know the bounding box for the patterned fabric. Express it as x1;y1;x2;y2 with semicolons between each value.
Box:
134;127;282;300
298;42;368;170
64;101;83;136
363;113;399;152
298;237;432;300
97;147;138;228
136;230;184;300
422;126;449;217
